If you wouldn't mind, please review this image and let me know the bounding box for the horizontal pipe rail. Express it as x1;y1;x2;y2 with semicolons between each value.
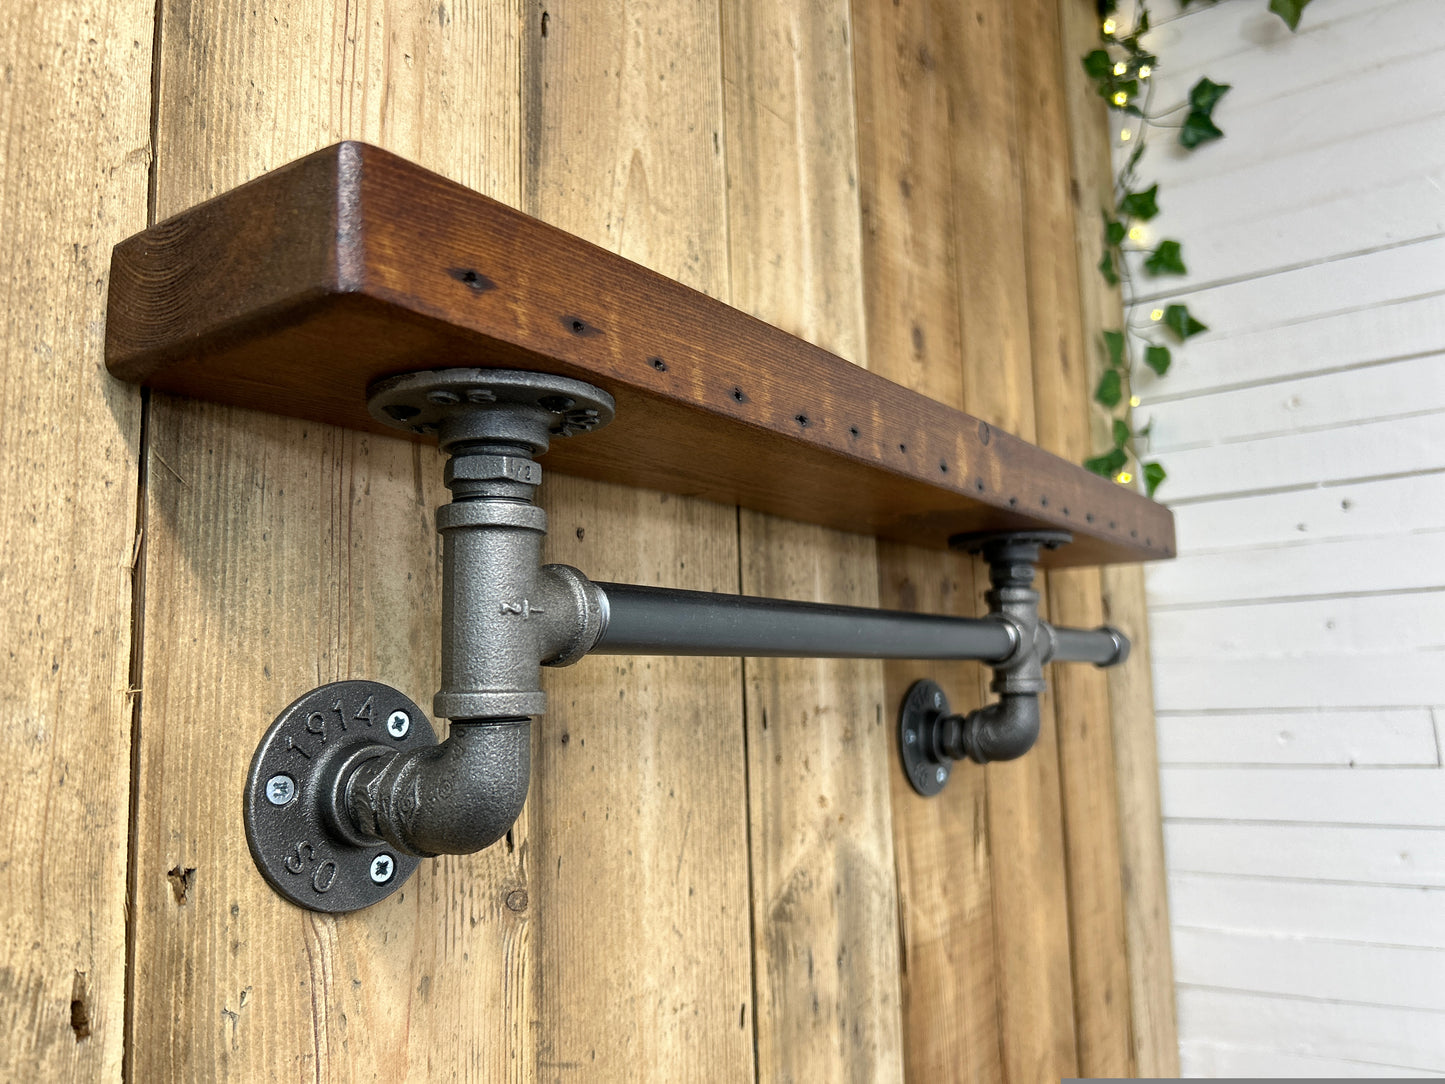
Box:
593;582;1019;661
592;583;1128;667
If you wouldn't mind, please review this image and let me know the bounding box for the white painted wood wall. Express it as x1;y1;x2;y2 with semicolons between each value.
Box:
1124;0;1445;1076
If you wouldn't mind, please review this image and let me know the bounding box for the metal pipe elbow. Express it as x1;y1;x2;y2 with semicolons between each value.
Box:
346;719;530;857
960;693;1040;765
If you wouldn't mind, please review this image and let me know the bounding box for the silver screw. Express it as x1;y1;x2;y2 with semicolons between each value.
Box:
369;853;396;884
935;766;948;784
904;729;916;746
265;774;296;806
386;710;410;739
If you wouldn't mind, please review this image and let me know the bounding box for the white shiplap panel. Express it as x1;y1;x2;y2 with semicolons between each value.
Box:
1169;872;1445;947
1161;767;1445;827
1180;1040;1445;1079
1139;289;1445;402
1145;530;1445;606
1177;988;1445;1074
1157;710;1440;767
1152;653;1445;712
1172;927;1445;1011
1163;822;1445;886
1142;353;1445;453
1168;472;1445;552
1149;592;1445;658
1159;412;1445;501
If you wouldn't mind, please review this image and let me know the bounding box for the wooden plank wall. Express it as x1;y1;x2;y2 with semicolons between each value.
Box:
0;0;1177;1080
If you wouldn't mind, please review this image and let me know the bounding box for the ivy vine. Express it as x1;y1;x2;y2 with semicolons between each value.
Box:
1082;0;1312;498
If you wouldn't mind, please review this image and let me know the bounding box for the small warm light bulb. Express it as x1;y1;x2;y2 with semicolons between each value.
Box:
1112;91;1129;106
1113;61;1128;75
1138;64;1152;79
1127;225;1146;242
1102;17;1118;34
1116;471;1134;485
1150;308;1165;321
1119;128;1132;141
1129;395;1141;407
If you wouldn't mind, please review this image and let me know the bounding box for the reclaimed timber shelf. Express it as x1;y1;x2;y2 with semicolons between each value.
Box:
105;141;1173;569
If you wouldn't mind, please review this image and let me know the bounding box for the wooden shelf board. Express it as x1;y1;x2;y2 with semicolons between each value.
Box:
106;141;1174;568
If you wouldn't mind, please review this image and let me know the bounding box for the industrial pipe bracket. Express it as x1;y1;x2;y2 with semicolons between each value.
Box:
242;369;1134;913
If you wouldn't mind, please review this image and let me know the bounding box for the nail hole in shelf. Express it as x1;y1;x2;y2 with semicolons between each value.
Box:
848;426;859;438
899;443;908;454
795;413;810;428
939;461;948;474
732;387;747;403
1040;497;1049;508
649;356;668;372
975;479;985;492
1008;496;1018;507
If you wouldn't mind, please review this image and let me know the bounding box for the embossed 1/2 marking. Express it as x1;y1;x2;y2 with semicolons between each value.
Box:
499;599;545;618
284;841;315;874
311;860;337;894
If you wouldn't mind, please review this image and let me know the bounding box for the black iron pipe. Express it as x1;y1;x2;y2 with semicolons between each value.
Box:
592;582;1020;661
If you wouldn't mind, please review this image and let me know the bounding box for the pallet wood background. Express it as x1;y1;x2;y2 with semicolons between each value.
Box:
0;0;1176;1079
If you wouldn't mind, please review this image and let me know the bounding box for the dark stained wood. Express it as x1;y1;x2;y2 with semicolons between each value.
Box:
106;140;1173;569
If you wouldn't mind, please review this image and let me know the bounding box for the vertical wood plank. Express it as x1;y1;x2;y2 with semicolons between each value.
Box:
130;2;529;1079
1057;0;1180;1074
851;0;1003;1078
722;1;905;1079
522;1;755;1078
1014;0;1134;1075
942;3;1080;1080
0;2;152;1078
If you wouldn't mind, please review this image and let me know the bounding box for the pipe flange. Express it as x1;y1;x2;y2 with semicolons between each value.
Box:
947;529;1073;556
244;680;438;914
367;368;615;450
899;679;953;797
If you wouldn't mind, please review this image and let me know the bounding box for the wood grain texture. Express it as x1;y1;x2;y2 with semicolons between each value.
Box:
1014;0;1133;1075
723;1;905;1078
103;142;1176;570
0;1;151;1078
521;1;754;1077
942;3;1081;1081
128;1;529;1079
851;0;1003;1078
1056;0;1179;1074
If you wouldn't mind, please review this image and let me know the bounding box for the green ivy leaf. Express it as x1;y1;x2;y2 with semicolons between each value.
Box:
1085;447;1129;478
1143;461;1167;497
1105;217;1126;246
1102;329;1126;367
1112;418;1131;448
1082;49;1113;79
1144;239;1187;276
1268;0;1312;30
1179;109;1224;149
1098;250;1119;285
1118;183;1160;221
1188;77;1232;116
1163;303;1208;340
1094;369;1123;407
1144;343;1172;375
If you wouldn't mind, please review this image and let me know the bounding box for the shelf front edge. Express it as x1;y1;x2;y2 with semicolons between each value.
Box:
106;141;1175;569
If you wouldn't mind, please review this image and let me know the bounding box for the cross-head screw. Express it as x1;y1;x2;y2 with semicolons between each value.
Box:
265;774;296;805
386;710;410;739
369;853;396;884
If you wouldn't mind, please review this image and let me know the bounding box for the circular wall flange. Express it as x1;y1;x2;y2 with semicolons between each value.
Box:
366;368;615;447
947;529;1073;555
899;678;952;797
244;680;438;914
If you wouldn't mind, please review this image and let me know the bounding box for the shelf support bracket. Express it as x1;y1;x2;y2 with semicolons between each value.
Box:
243;369;1131;913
